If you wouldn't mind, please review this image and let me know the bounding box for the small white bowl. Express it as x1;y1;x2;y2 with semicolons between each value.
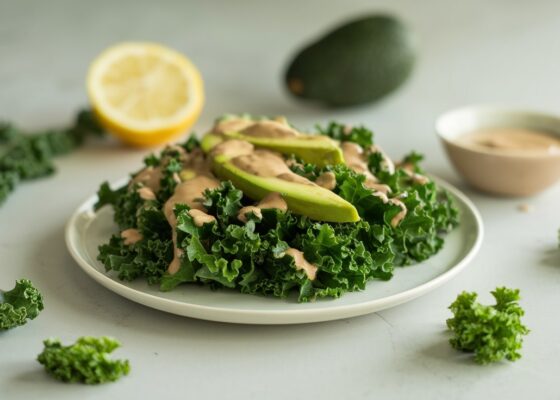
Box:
436;105;560;197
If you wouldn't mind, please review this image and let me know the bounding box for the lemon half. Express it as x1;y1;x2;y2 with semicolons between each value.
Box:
87;42;204;146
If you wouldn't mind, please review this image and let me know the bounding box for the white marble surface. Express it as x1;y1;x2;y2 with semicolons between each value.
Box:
1;0;559;398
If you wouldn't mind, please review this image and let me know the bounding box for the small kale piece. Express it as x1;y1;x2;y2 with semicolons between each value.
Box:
316;122;374;147
97;206;173;284
182;135;200;152
0;279;44;330
37;336;130;384
447;287;530;364
0;109;103;205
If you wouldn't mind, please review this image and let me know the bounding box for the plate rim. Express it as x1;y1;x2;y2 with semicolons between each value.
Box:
65;177;483;325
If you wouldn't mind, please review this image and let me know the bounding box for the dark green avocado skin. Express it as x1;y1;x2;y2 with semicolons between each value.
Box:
285;15;415;107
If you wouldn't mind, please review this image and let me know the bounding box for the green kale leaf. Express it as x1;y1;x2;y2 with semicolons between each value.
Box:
0;110;103;205
37;336;130;384
317;122;374;147
447;287;530;364
0;279;44;330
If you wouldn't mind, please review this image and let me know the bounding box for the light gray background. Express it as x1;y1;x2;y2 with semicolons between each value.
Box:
1;0;559;399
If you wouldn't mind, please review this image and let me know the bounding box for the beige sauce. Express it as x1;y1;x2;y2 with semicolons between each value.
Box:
458;128;560;155
341;142;379;186
121;228;143;245
258;192;288;211
240;120;299;138
181;148;214;177
231;149;316;186
237;205;263;223
213;116;299;139
285;248;318;280
213;118;254;135
343;125;354;135
364;181;392;194
274;116;289;125
131;166;163;192
137;187;156;201
371;192;407;227
276;172;314;185
164;175;221;275
403;169;430;185
398;161;415;173
315;171;337;190
341;142;399;196
211;139;254;159
231;150;289;177
165;144;187;155
237;192;287;223
369;145;395;174
389;199;407;227
188;209;216;227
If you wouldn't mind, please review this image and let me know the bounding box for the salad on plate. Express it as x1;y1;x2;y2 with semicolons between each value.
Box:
95;115;458;302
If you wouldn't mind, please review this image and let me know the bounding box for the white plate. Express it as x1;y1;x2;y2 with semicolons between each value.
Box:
65;177;483;325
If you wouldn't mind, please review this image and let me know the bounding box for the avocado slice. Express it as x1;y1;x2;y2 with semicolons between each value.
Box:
211;142;359;223
285;15;415;107
201;119;345;167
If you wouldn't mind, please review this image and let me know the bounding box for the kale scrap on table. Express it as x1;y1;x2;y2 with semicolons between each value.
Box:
96;123;459;302
447;287;529;364
37;336;130;384
0;279;44;330
0;110;103;204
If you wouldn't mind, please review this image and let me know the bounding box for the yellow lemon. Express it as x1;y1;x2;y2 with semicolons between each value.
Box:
87;42;204;146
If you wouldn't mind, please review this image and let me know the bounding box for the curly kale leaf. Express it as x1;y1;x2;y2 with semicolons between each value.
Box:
162;183;395;301
98;206;172;284
203;181;244;224
447;287;530;364
307;163;458;266
316;122;374;147
37;336;130;384
0;110;103;205
0;279;44;330
95;182;145;230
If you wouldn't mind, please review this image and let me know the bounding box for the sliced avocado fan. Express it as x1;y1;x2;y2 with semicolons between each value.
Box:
210;141;359;223
201;118;344;167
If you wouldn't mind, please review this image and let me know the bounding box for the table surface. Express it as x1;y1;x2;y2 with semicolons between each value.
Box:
1;0;559;399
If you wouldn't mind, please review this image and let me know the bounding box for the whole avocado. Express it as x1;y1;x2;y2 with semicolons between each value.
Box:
285;14;416;107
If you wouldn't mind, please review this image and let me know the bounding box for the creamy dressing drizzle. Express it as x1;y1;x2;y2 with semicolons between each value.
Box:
403;169;430;185
240;120;299;138
213;118;255;135
213;117;299;139
284;248;318;280
237;192;287;223
131;166;163;192
341;142;407;225
258;192;288;211
164;175;220;275
366;182;392;194
341;142;380;186
315;171;337;190
369;145;396;174
121;228;143;245
188;209;216;227
211;139;254;159
231;149;316;186
371;192;407;227
181;148;214;178
137;187;156;200
457;128;560;154
237;206;263;223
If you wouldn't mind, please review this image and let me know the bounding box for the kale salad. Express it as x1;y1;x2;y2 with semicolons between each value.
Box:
95;116;459;302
